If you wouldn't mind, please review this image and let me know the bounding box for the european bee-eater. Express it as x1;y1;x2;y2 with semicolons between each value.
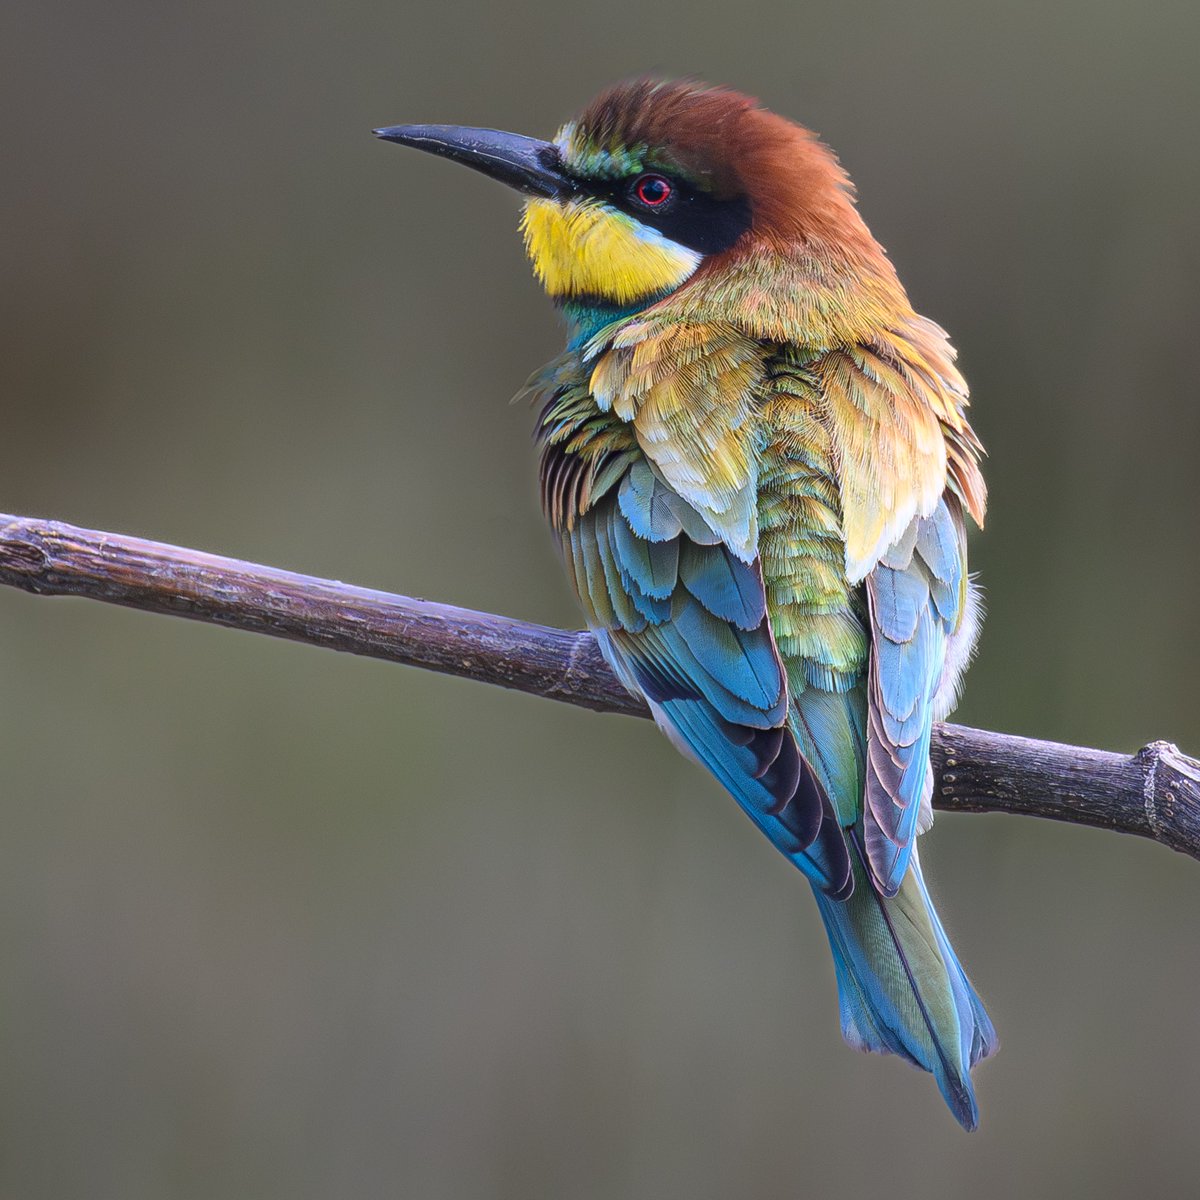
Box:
376;78;996;1129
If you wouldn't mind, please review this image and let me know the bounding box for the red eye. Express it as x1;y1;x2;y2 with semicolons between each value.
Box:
634;174;673;207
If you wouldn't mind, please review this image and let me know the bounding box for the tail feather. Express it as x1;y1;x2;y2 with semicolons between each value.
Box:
813;837;997;1130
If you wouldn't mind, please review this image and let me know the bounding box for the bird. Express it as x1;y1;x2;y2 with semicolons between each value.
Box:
375;78;997;1129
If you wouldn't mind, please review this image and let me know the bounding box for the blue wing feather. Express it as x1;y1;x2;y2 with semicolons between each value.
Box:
618;460;686;542
570;470;851;896
669;592;784;710
677;538;767;629
863;498;964;895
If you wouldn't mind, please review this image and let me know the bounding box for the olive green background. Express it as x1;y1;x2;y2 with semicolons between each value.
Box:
2;1;1199;1196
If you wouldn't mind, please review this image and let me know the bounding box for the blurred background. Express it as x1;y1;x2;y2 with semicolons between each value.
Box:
2;1;1199;1196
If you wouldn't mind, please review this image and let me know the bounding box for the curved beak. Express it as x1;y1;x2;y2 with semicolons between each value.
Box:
373;124;575;200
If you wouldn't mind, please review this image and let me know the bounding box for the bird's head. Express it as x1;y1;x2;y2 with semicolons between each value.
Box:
376;79;885;320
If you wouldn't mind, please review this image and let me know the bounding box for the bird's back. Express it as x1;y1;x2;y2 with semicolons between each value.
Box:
380;74;997;1127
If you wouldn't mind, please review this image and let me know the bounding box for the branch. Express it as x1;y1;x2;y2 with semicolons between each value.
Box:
1;512;1197;861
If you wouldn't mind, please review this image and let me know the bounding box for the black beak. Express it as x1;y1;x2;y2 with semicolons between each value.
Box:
373;124;575;200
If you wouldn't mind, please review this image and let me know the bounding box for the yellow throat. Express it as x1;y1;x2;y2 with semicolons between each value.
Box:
521;197;701;304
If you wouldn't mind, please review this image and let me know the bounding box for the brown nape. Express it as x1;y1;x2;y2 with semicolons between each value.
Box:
573;78;885;258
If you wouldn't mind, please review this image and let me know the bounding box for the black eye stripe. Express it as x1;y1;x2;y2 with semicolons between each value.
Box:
559;164;751;257
607;173;750;257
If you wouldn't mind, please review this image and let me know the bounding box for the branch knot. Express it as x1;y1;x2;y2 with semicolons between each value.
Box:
1138;740;1175;839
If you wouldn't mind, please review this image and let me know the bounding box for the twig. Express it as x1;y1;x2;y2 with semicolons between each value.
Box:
1;512;1197;860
